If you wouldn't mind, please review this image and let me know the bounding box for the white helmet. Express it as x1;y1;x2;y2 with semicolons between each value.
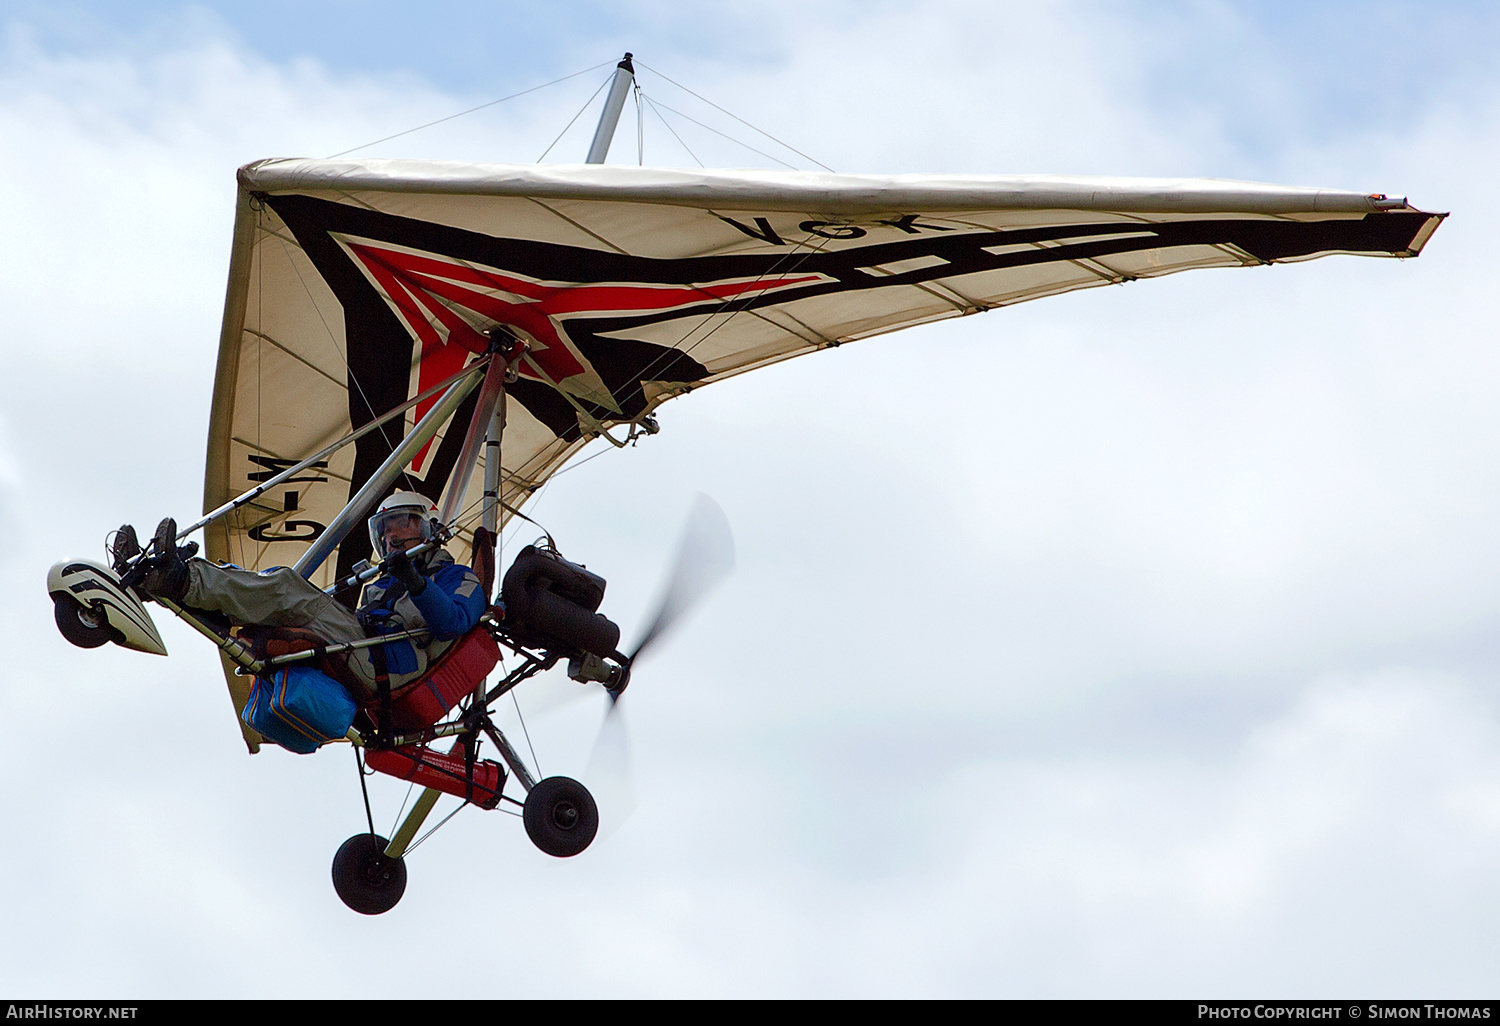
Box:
367;490;438;559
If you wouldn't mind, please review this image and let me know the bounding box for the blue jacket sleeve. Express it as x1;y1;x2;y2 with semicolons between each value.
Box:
410;564;486;640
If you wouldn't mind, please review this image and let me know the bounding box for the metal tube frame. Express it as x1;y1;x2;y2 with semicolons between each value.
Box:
261;625;433;667
155;596;263;674
586;53;636;165
293;364;486;579
194;326;572;848
359;632;558;750
375;630;555;858
481;721;537;794
481;399;504;539
142;293;558;859
321;530;451;597
347;336;556;855
385;788;440;859
93;359;493;576
437;344;510;527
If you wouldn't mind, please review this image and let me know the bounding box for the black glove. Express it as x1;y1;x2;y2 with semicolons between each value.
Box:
386;549;427;596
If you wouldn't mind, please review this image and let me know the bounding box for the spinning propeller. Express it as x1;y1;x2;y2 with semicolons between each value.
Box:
522;495;734;836
612;492;736;698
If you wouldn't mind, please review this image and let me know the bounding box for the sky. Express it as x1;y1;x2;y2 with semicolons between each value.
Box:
2;0;1499;998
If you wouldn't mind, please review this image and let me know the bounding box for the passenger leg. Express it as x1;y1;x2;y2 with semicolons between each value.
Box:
184;562;366;644
188;560;386;699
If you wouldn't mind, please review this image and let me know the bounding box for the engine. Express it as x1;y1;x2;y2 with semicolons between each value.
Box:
499;545;622;661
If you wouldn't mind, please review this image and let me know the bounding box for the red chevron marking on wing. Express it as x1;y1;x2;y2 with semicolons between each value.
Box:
346;242;823;470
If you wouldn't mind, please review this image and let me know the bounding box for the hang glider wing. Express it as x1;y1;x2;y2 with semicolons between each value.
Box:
204;160;1443;588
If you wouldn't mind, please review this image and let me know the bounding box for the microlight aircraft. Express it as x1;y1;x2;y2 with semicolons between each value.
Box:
46;55;1445;914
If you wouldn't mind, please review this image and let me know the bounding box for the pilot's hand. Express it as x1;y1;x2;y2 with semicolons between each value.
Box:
387;549;427;595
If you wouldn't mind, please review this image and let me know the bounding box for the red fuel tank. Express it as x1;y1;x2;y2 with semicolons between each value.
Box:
365;741;504;809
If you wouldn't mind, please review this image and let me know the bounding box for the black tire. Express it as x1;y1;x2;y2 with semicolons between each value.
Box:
331;833;407;915
523;776;599;857
53;595;116;649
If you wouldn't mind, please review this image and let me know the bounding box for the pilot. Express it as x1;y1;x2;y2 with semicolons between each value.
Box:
127;490;485;696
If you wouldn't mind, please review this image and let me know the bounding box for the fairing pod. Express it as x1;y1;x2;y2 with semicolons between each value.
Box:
47;559;168;656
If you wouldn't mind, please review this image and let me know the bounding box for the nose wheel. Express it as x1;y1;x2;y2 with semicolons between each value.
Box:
332;833;407;914
523;776;599;857
53;596;118;649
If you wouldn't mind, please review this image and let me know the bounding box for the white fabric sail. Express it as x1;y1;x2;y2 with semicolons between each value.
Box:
204;159;1443;589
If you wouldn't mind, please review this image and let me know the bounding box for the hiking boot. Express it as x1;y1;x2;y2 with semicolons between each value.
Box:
152;518;200;561
110;524;142;572
151;518;177;558
139;518;191;603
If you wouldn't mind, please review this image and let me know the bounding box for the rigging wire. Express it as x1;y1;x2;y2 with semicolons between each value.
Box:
246;56;842;576
487;73;842;413
551;62;847;450
547;438;613;478
443;481;560;553
635;58;836;172
641;93;704;167
488;218;831;452
389;780;417;840
521;69;841;397
512;691;542;779
316;58;822;488
666;230;840;378
644;96;801;170
235;58;852;843
536;73;614;162
584;65;855;393
355;748;378;837
501;474;558;555
609;224;837;396
272;234;422;498
403;799;467;855
326;60;614;159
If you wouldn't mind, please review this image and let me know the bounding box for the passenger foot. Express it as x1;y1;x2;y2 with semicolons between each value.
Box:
139;518;191;603
110;524;142;572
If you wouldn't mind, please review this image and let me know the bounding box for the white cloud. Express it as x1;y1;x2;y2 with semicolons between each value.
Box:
4;0;1500;997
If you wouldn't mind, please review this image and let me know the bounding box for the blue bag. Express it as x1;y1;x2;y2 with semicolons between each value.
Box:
241;665;357;754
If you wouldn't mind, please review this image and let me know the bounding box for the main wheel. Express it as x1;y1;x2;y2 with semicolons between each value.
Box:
523;776;599;857
53;595;116;649
331;833;407;914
